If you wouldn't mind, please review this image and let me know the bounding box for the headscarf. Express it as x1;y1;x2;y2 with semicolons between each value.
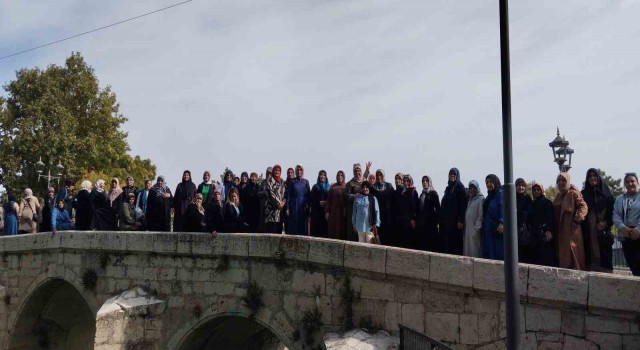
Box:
316;170;330;193
447;168;462;187
515;178;529;199
402;175;415;193
203;170;213;185
353;163;364;182
468;180;482;196
241;172;249;183
108;178;123;204
335;170;346;186
95;179;106;192
422;175;436;194
374;170;388;191
582;168;613;213
368;174;376;185
224;170;234;185
286;168;295;181
80;180;92;192
376;169;385;180
272;165;283;183
532;183;545;198
23;188;33;199
483;174;502;215
556;172;575;192
266;167;273;178
295;165;304;179
178;170;195;200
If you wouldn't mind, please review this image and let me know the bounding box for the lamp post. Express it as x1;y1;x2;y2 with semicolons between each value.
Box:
548;128;574;172
35;157;64;188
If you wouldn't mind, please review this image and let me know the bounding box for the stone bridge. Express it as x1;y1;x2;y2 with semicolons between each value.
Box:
0;232;639;349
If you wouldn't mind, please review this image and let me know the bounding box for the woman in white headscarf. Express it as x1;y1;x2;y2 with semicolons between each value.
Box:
75;180;94;230
464;180;484;257
18;188;40;234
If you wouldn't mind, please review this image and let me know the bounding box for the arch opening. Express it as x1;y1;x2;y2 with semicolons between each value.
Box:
8;278;95;350
177;316;287;350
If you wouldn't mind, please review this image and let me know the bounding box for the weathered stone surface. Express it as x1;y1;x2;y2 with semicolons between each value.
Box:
394;283;422;303
459;314;479;345
623;335;640;350
475;339;506;350
586;331;622;349
538;341;563;350
126;232;154;252
307;238;344;266
525;306;561;332
498;302;525;339
472;258;528;297
324;329;399;350
585;315;630;334
561;310;585;337
521;332;537;350
385;247;429;281
422;288;466;313
537;333;563;342
291;270;325;295
385;302;401;334
153;233;178;253
425;312;459;343
351;276;394;301
564;335;598;350
464;296;500;315
589;273;640;313
527;266;588;305
401;304;425;333
429;253;473;289
479;313;501;343
211;233;250;256
344;243;386;274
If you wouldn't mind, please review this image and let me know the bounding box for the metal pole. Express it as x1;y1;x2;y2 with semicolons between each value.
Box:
499;0;521;349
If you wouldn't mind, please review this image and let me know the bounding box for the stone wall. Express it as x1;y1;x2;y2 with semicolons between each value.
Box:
0;232;638;349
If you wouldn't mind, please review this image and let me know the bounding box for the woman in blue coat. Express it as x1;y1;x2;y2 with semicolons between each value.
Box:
286;164;311;235
482;174;505;260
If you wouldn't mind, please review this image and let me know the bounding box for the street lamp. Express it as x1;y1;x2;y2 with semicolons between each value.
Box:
36;157;64;188
548;128;573;172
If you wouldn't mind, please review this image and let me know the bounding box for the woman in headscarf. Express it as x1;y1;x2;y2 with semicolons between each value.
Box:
92;179;116;230
482;174;504;260
18;188;40;234
173;170;197;232
119;193;141;231
284;167;295;234
516;178;534;263
75;180;94;230
464;180;484;257
146;176;173;232
286;164;311;235
439;168;468;255
40;187;56;232
206;189;225;235
581;169;615;272
239;172;249;201
310;170;331;238
398;175;420;249
392;172;405;244
345;162;371;241
371;169;395;246
184;193;206;233
531;183;557;267
265;165;287;234
51;199;73;235
258;167;273;233
108;178;124;220
417;175;441;252
2;193;19;236
197;170;221;208
221;169;236;201
326;171;347;240
554;172;588;270
242;172;261;232
612;172;640;276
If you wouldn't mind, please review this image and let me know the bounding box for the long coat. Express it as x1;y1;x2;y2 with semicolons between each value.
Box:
326;183;347;240
482;190;504;260
75;189;94;230
310;184;329;238
18;197;40;233
240;182;261;232
92;190;117;231
398;188;420;249
146;186;173;232
371;182;395;245
464;194;484;258
265;177;286;224
554;188;588;270
440;182;468;255
286;178;310;235
173;181;196;232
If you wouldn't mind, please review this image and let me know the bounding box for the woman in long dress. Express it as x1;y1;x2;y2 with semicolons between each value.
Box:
554;172;588;270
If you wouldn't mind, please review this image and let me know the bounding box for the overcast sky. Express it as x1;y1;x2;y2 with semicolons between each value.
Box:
1;0;639;193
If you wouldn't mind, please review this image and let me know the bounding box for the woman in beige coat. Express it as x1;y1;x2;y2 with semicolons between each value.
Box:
553;172;588;270
18;188;41;234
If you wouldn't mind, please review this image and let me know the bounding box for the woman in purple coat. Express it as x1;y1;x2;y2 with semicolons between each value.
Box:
173;170;197;232
286;164;311;235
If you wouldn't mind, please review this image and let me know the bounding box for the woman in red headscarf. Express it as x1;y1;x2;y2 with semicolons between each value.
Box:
554;172;588;270
264;165;287;234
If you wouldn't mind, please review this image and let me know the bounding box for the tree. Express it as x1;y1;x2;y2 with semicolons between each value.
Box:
596;169;624;198
0;52;156;197
544;185;558;202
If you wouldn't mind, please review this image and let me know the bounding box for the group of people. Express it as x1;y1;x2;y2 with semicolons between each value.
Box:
1;163;639;276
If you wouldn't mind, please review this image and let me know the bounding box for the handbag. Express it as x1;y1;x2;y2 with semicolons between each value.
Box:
370;226;381;245
518;224;531;246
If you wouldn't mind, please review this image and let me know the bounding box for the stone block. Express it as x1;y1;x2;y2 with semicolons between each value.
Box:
291;270;325;295
190;233;214;255
429;253;473;289
476;340;506;350
563;335;598;350
498;302;525;339
153;233;177;254
585;315;630;334
214;268;249;284
589;273;640;313
460;314;479;345
125;233;154;252
29;232;61;251
251;262;287;291
472;258;528;297
248;234;280;258
464;296;500;315
211;233;249;257
307;238;344;267
586;331;622;349
527;265;588;306
539;342;563;350
561;310;585;337
525;306;561;332
623;335;640;350
479;313;501;343
401;304;425;333
385;302;401;334
344;242;386;274
521;332;537;350
422;288;466;313
272;311;295;341
175;233;194;254
425;312;459;343
385;247;430;281
351;276;394;301
394;283;422;303
538;333;563;342
272;234;309;262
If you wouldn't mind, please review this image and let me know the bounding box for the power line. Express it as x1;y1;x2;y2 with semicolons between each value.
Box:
0;0;193;61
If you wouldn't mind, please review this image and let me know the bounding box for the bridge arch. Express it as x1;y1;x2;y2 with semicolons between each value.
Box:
7;276;97;349
170;311;292;350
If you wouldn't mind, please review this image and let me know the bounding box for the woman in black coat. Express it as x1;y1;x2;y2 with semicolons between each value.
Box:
581;168;615;272
74;180;94;230
439;168;468;255
371;170;395;246
240;173;261;232
310;170;330;238
205;189;225;235
416;175;440;252
223;188;248;233
398;175;420;249
531;183;557;267
146;176;173;232
92;179;118;231
516;178;534;263
184;194;206;232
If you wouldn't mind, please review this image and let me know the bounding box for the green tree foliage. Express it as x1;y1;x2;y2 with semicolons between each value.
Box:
0;53;155;197
596;169;624;198
544;185;558;202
